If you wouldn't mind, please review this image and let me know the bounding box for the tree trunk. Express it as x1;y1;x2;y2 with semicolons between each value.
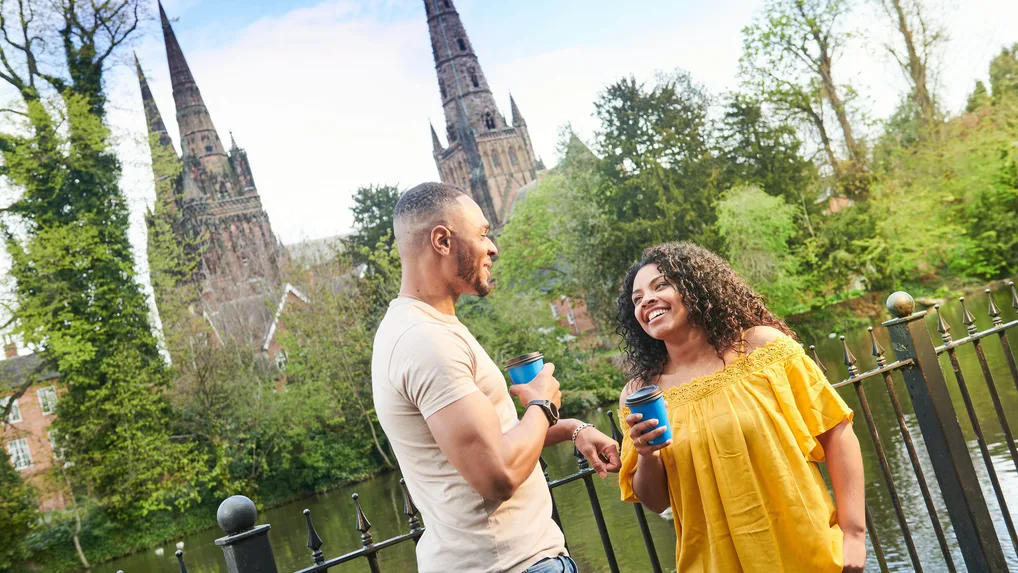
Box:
802;103;840;173
817;54;862;164
890;0;935;125
66;477;91;570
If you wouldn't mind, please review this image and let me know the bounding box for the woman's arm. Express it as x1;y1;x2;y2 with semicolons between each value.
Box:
818;419;866;572
621;383;672;513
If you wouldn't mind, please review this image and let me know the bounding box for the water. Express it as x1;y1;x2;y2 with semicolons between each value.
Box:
99;287;1018;573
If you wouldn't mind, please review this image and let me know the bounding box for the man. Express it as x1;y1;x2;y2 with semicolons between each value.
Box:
372;182;622;573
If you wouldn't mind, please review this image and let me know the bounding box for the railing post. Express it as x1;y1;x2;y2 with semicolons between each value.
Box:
214;495;280;573
882;292;1008;572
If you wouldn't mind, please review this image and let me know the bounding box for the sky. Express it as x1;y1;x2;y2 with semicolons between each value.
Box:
20;0;1018;293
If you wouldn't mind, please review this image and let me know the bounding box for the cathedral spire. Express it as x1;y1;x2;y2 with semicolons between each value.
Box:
510;93;526;127
425;0;503;136
135;53;173;150
159;1;230;171
430;121;444;155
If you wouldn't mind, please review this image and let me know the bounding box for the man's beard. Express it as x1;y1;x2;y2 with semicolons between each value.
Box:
456;247;491;297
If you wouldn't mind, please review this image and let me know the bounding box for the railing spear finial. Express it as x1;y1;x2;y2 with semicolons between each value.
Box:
960;297;978;335
303;508;325;565
841;336;859;377
400;478;422;533
353;493;374;546
809;344;828;374
935;305;952;343
986;289;1003;326
176;549;188;573
868;327;886;367
1009;281;1018;310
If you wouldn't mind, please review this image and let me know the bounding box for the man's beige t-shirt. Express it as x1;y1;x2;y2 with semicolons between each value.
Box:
372;297;566;573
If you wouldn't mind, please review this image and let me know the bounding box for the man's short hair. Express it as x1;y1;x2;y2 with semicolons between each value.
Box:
393;182;467;252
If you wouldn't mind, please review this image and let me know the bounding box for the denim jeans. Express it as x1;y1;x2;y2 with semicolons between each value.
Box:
523;554;579;573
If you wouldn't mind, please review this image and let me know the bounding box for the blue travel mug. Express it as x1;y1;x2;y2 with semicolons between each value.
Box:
505;352;544;384
625;385;672;446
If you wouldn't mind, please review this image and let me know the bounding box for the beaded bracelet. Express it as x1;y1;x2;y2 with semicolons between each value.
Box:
571;422;594;443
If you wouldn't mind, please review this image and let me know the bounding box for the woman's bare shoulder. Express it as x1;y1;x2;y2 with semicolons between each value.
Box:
619;379;642;410
743;325;787;352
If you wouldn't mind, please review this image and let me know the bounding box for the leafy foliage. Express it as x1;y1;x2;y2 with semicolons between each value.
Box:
0;459;38;571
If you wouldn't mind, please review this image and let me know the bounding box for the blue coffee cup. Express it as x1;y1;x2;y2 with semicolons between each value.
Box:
625;385;672;446
505;352;544;384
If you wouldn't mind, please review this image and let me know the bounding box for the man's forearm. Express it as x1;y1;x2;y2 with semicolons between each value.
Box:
495;406;551;497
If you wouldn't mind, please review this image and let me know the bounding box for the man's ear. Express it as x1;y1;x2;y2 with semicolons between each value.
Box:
430;225;453;256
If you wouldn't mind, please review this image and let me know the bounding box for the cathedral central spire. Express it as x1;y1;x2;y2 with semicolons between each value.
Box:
159;0;230;173
422;0;540;230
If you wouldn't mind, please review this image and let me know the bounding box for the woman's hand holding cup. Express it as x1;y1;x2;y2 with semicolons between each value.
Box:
625;412;672;456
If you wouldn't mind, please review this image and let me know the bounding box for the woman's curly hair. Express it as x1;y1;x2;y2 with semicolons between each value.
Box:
616;242;795;387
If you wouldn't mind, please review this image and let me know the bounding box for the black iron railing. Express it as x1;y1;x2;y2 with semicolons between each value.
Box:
122;285;1018;573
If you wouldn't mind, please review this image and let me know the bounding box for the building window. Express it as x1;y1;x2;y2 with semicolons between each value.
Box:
484;110;495;129
37;386;57;416
1;397;21;424
205;145;213;153
447;123;457;143
443;0;450;7
469;68;479;88
7;438;32;470
439;79;447;99
549;302;560;319
424;2;429;15
491;151;501;169
49;430;66;461
457;38;466;52
509;147;519;166
275;350;288;371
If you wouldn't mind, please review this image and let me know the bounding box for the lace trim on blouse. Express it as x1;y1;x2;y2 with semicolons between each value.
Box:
621;336;801;417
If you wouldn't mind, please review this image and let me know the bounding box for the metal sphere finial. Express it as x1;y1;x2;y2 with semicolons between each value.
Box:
886;291;915;318
216;495;258;535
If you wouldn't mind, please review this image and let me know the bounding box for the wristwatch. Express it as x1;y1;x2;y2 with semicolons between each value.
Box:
528;400;559;426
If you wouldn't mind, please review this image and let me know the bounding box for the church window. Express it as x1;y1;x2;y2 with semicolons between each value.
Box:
447;123;457;143
424;2;429;15
491;151;501;169
469;68;479;88
509;147;519;166
439;79;447;99
457;38;466;52
484;111;495;129
205;145;213;153
443;0;450;7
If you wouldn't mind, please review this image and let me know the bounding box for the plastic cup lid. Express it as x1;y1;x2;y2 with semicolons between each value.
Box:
505;352;543;368
625;384;664;406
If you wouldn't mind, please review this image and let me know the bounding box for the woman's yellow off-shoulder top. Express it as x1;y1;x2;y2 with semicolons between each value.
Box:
618;335;855;573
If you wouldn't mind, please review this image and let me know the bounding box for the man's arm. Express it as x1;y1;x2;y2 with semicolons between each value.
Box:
425;364;561;502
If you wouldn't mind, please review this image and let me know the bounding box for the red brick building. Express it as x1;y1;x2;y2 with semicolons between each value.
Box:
1;344;68;511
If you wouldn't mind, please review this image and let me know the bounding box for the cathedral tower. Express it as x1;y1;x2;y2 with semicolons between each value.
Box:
424;0;539;229
141;2;284;320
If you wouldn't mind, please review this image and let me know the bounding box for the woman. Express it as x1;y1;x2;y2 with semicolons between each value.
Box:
616;242;865;573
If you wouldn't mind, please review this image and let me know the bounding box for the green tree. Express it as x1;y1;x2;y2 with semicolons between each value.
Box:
716;186;807;316
876;0;944;129
989;43;1018;104
0;0;205;533
741;0;867;195
966;80;990;112
0;459;38;571
343;184;401;264
717;94;817;207
593;72;723;277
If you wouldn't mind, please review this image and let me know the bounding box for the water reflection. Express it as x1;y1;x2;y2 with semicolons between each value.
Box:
99;286;1018;573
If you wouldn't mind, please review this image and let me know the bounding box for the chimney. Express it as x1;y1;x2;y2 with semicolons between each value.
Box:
4;340;16;359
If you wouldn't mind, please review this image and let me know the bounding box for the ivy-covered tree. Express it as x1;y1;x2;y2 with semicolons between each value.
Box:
0;458;38;571
0;0;205;536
